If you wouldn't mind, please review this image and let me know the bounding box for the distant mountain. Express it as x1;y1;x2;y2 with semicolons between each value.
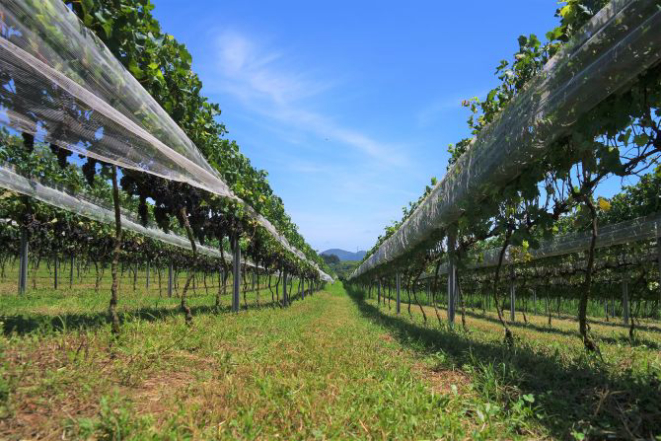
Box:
321;249;367;261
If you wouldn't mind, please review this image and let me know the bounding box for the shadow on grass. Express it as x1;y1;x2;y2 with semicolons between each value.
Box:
387;292;661;335
346;285;661;440
0;290;313;337
457;308;661;351
530;309;661;335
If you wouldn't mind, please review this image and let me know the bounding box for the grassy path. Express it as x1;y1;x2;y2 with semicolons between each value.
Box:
2;282;659;439
0;282;540;440
349;285;661;441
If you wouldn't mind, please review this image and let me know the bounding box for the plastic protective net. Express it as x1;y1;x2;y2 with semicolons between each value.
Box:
352;0;661;279
430;212;661;276
0;164;334;280
0;164;240;264
0;0;232;199
0;0;329;279
0;164;334;282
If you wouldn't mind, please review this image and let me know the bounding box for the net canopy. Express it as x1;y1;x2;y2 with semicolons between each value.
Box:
0;0;231;198
0;0;329;279
0;164;334;283
430;212;661;277
352;0;661;280
0;164;239;265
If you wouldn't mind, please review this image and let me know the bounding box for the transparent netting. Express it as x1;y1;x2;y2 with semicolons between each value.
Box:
0;164;240;264
0;164;334;282
352;0;661;279
0;0;327;278
0;0;231;199
431;212;661;276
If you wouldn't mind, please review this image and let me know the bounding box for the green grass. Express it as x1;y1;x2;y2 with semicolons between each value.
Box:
1;277;660;440
350;285;661;440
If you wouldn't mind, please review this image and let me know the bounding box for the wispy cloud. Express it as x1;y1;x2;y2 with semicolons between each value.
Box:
215;31;330;104
196;29;430;251
208;30;408;167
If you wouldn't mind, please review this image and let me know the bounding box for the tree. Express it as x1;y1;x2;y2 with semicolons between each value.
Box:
322;254;340;265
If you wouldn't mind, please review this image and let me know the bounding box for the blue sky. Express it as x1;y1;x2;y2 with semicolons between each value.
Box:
149;1;573;252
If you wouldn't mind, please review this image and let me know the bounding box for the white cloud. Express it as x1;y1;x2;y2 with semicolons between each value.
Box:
209;30;408;166
195;28;436;251
216;31;327;104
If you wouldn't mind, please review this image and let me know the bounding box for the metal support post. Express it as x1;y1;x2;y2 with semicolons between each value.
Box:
168;261;173;297
232;235;241;312
510;265;516;322
18;228;28;295
377;278;381;305
447;232;456;324
283;271;288;307
622;277;630;325
396;272;401;314
53;253;58;290
69;254;74;288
